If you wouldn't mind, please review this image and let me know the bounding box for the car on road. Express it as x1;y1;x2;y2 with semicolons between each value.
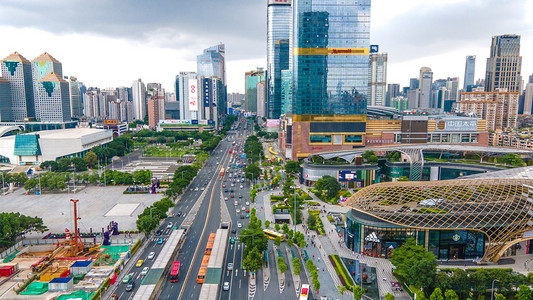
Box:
241;206;246;211
224;197;228;201
126;281;136;292
140;267;149;276
239;195;243;198
237;223;242;228
246;201;250;206
231;229;236;234
240;185;243;189
231;183;235;187
231;194;235;198
155;230;162;236
177;211;182;217
136;260;143;267
157;238;164;245
167;222;173;229
230;189;234;193
227;263;233;271
224;189;228;193
236;209;240;213
222;184;226;188
201;187;205;191
147;252;155;260
246;213;250;218
246;208;250;213
122;273;134;284
223;282;230;291
194;187;199;191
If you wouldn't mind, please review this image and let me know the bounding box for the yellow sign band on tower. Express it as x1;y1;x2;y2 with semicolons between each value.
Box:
294;48;369;55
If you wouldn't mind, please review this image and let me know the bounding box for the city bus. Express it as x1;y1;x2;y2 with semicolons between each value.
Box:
170;261;180;282
205;233;216;255
220;168;225;176
263;229;285;241
197;255;210;283
300;284;310;300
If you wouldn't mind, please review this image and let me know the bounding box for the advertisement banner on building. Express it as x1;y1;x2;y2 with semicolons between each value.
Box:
435;119;478;132
189;79;198;111
370;45;379;53
266;119;280;128
204;78;210;108
104;119;118;125
338;170;358;182
212;78;217;107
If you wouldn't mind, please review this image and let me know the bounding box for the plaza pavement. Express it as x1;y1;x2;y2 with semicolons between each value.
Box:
0;185;164;236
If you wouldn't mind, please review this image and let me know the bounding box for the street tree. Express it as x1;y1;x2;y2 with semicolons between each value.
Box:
353;285;363;300
315;175;341;200
385;293;395;300
85;151;98;169
250;189;257;202
275;223;280;232
517;285;533;300
444;290;459;300
285;160;300;175
390;238;437;290
430;288;444;300
292;257;300;275
244;164;262;181
243;247;263;275
274;236;281;247
136;215;159;235
282;179;295;196
239;220;269;255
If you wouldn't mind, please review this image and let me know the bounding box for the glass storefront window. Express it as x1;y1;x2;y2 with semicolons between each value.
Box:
461;134;470;143
345;135;363;143
310;135;332;143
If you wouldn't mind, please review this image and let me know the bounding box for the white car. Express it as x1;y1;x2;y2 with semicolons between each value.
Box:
240;185;243;189
140;267;149;276
227;263;233;271
237;223;242;228
201;187;205;191
167;222;173;229
147;252;156;260
194;187;199;191
236;209;240;213
246;202;250;206
224;197;228;201
223;282;230;291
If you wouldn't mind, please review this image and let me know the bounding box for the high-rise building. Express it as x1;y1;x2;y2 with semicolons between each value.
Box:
385;84;400;107
31;52;64;121
485;35;522;93
35;72;71;122
0;77;12;121
409;78;419;90
177;72;201;121
455;88;519;130
68;77;83;117
391;96;408;112
406;89;419;109
419;67;433;108
281;70;293;115
286;0;371;160
523;83;533;115
147;85;165;129
368;53;387;106
464;55;476;89
245;69;266;113
1;52;35;121
444;77;459;109
292;0;370;115
197;44;226;85
132;79;146;121
257;81;267;118
267;0;292;119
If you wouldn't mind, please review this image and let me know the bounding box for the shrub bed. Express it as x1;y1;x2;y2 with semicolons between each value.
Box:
330;255;355;290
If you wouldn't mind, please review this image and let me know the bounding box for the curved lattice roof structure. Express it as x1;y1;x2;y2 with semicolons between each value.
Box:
344;178;533;262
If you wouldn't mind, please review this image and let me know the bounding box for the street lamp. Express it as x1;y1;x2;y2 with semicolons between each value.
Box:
291;185;297;233
491;279;500;300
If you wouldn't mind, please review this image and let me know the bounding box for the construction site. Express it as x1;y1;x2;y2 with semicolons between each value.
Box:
0;199;139;300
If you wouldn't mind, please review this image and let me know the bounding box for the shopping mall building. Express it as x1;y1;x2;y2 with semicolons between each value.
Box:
342;167;533;262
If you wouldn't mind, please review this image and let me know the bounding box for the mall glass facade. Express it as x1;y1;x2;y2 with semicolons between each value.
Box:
292;0;371;115
345;210;485;260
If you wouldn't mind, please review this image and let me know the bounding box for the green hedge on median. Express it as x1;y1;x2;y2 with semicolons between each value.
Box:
331;254;355;290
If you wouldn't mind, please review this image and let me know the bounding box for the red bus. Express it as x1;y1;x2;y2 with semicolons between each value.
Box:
170;261;180;282
220;168;225;176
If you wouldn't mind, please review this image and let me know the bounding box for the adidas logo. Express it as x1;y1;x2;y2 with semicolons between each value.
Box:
365;232;380;243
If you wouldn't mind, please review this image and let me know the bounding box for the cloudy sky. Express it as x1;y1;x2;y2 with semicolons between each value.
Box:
1;0;532;94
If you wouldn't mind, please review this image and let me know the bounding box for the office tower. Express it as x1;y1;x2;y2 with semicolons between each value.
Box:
245;69;266;113
267;0;292;119
524;83;533;115
0;77;12;121
287;0;371;160
407;89;419;109
132;79;146;121
385;84;400;107
257;81;267;117
455;88;519;130
485;34;522;92
464;55;476;89
1;52;34;121
409;78;419;90
368;53;387;106
197;44;226;85
35;72;71;122
419;67;433;108
281;70;293;114
68;77;83;117
31;53;64;121
292;0;370;115
176;72;201;120
147;85;165;129
391;96;408;112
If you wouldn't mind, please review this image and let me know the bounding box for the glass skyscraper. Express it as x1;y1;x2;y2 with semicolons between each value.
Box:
292;0;371;115
464;55;476;89
197;44;226;85
267;0;292;119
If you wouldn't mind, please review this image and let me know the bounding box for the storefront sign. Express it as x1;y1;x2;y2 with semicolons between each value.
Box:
365;232;380;243
436;119;478;132
338;170;357;182
452;234;461;242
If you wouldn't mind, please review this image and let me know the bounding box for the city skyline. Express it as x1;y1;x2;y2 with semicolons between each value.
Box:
1;0;532;94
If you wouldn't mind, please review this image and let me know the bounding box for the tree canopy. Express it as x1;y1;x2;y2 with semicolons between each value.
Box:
390;238;437;292
0;212;47;247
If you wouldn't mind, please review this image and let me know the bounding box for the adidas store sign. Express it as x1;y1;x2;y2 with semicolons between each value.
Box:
365;232;380;243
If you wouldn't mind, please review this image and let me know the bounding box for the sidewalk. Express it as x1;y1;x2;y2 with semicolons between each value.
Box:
297;184;411;300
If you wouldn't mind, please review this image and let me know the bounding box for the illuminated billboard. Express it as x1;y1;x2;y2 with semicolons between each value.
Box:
338;170;357;182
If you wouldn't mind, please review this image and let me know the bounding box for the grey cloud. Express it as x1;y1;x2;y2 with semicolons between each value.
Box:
372;0;530;63
0;0;266;59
